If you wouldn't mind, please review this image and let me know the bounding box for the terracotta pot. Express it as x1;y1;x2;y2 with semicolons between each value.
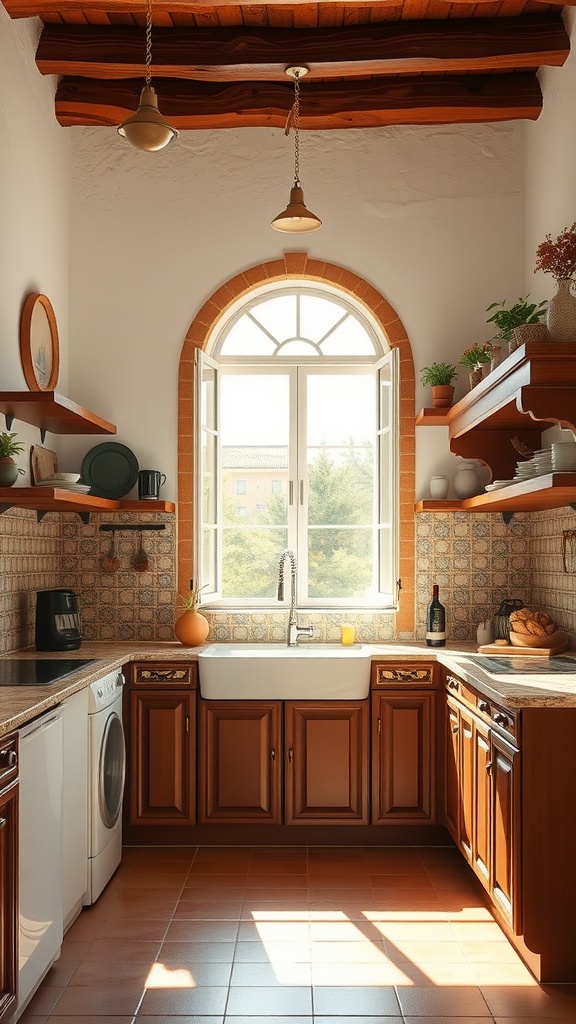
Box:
174;609;209;646
468;368;483;389
512;323;549;347
431;384;455;408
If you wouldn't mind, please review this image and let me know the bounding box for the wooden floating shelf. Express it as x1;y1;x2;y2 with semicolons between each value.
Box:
416;473;576;514
0;488;175;519
0;391;116;437
415;408;451;427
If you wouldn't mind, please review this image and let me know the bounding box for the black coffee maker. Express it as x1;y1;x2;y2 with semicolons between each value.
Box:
35;589;82;651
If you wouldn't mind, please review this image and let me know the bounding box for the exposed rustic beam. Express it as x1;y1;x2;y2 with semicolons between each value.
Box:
55;73;542;128
3;0;573;15
36;15;569;81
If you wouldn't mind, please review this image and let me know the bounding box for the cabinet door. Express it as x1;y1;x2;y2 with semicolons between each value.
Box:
458;704;474;863
0;780;17;1023
130;689;196;825
371;692;436;824
443;695;460;841
490;731;521;933
198;702;282;824
285;701;369;825
472;717;491;887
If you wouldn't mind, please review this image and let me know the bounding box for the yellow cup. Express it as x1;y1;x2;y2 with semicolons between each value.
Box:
341;624;356;646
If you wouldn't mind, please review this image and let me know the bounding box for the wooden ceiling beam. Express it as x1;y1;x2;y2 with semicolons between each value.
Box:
4;0;572;14
55;73;542;128
36;15;569;80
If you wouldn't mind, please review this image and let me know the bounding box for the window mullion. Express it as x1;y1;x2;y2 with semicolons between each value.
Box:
296;366;309;605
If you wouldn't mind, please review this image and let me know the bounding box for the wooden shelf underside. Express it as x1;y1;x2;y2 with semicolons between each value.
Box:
416;473;576;514
0;488;175;515
0;391;116;435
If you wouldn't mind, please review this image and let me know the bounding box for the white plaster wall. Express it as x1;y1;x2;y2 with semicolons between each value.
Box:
68;120;524;500
0;6;71;476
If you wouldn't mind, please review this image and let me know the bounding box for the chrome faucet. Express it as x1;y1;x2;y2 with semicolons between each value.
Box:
277;549;314;647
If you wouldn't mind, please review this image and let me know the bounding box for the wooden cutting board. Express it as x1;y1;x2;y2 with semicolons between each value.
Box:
478;638;569;657
31;445;58;485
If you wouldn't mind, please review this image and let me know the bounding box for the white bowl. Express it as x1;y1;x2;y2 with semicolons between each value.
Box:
51;472;81;483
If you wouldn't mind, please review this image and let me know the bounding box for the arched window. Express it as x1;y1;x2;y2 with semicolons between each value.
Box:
196;283;399;609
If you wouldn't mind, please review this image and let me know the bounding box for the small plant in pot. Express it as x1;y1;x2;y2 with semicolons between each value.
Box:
420;362;457;408
174;583;209;646
459;343;493;389
0;432;26;487
486;296;548;353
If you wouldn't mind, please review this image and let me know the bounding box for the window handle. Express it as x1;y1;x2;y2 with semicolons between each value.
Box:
299;480;304;505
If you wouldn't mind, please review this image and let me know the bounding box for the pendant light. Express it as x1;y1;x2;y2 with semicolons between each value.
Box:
271;66;322;233
117;0;178;152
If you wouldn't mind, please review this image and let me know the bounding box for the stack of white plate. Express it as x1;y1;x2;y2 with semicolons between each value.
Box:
552;442;576;472
531;448;554;475
485;480;514;491
37;473;91;493
514;459;537;481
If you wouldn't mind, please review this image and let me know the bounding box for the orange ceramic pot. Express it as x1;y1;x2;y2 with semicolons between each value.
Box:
174;610;209;646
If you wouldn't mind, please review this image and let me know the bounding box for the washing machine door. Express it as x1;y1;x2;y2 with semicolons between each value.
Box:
98;711;126;828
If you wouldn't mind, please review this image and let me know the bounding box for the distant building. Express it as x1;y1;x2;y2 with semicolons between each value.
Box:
222;446;287;517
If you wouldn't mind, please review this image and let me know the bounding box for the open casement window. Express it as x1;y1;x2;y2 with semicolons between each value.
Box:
195;288;399;610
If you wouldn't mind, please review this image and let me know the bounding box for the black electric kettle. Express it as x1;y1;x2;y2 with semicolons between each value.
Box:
494;598;524;640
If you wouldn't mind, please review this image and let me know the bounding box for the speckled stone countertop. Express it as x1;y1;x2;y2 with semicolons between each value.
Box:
0;640;575;738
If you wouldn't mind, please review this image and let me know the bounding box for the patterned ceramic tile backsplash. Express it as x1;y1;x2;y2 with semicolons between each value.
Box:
0;506;574;655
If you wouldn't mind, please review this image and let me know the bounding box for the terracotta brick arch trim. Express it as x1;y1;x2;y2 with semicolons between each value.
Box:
178;252;415;633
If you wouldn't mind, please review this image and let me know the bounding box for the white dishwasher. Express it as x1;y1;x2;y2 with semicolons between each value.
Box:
18;707;63;1016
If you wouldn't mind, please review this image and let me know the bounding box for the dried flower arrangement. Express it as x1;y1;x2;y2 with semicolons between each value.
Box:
535;223;576;280
459;342;493;369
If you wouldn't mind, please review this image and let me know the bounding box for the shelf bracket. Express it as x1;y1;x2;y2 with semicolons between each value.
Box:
39;427;47;444
4;414;14;432
501;512;515;525
36;511;49;524
569;504;576;514
0;505;12;516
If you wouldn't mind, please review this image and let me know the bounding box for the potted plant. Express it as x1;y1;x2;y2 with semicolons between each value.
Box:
174;583;209;646
420;362;457;408
535;223;576;341
459;342;493;389
0;432;26;487
486;296;548;353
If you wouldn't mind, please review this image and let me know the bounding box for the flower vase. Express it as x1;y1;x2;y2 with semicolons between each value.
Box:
468;368;483;390
546;279;576;341
453;460;482;499
174;609;209;646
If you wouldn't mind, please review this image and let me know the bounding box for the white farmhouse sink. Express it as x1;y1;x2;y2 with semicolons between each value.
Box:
197;643;372;700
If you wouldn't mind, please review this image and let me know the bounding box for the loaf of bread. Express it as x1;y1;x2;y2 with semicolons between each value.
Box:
509;607;557;638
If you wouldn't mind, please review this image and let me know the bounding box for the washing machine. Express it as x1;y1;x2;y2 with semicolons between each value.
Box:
84;668;126;905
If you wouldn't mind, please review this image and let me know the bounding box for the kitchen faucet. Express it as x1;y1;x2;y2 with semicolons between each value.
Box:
277;549;314;647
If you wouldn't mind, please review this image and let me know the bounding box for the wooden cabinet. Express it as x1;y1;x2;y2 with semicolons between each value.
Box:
285;701;369;824
198;699;369;826
442;673;520;933
415;342;576;514
198;701;282;824
371;691;436;824
0;736;18;1023
371;661;438;825
128;663;197;826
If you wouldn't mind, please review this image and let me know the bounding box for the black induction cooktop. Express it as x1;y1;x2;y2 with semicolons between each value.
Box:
0;659;96;686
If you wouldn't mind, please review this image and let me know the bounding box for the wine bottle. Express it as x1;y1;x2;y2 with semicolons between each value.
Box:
426;584;446;647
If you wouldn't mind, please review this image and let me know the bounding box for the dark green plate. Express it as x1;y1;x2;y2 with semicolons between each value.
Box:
81;442;139;499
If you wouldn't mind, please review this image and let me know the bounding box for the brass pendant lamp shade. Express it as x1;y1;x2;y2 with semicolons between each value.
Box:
117;0;178;152
271;66;322;233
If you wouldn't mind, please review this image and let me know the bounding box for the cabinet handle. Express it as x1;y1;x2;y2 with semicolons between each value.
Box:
185;717;190;733
288;748;294;763
494;712;510;728
271;748;276;763
0;818;5;828
446;676;459;690
479;702;490;713
377;718;381;735
486;761;493;776
452;725;459;734
0;750;16;768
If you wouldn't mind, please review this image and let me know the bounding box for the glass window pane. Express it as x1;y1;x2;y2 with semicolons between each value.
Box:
222;527;288;598
221;374;289;445
251;295;296;341
201;528;216;593
300;294;345;343
307;447;373;525
380;435;392;524
320;318;375;356
220;318;276;356
201;365;216;429
307;528;373;599
307;375;374;446
201;431;216;523
277;339;318;357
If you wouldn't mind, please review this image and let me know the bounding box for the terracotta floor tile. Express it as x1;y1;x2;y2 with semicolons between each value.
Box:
182;887;248;902
468;961;539;986
312;962;409;986
186;873;249;888
226;985;313;1015
241;902;311;918
311;1018;403;1024
230;962;312;986
49;1018;134;1024
243;888;309;902
459;941;525;964
18;986;65;1016
248;874;308;888
56;938;93;963
83;938;162;962
395;961;479;987
395;984;491;1017
63;912;104;942
312;984;401;1016
310;940;388;964
164;920;239;943
386;939;467;964
50;982;144;1016
94;919;168;942
449;922;508;943
400;1018;493;1024
237;920;310;942
138;986;229;1015
224;1017;311;1024
145;961;232;988
138;1017;223;1024
173;901;243;920
309;921;383;943
158;941;236;964
481;985;576;1018
40;962;79;986
374;921;456;942
68;960;153;986
233;940;311;964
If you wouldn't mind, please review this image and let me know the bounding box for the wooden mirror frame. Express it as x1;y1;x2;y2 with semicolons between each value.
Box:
19;293;60;392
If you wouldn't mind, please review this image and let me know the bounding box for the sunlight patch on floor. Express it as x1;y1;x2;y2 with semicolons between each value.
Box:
145;963;196;989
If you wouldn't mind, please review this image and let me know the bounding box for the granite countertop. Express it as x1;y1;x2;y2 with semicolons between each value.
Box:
0;640;575;738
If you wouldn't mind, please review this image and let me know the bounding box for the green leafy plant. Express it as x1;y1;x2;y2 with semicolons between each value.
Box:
459;342;493;369
486;296;547;341
178;583;208;611
0;432;25;460
420;362;457;388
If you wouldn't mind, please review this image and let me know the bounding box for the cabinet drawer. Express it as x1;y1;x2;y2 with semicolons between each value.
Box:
372;662;437;688
444;672;519;746
128;662;197;687
0;736;18;790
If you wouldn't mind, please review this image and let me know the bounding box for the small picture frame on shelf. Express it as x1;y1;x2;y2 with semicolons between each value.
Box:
19;293;60;392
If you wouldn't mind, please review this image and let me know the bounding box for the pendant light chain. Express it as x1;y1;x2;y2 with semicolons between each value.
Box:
145;0;152;88
293;72;301;187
